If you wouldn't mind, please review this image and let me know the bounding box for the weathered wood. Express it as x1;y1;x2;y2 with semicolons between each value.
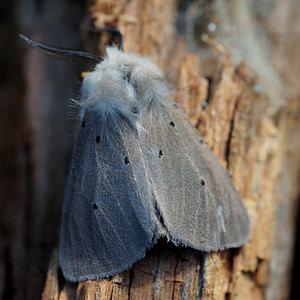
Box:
39;1;300;299
2;0;299;299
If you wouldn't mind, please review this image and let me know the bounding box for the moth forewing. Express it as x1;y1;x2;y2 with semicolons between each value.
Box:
58;46;251;281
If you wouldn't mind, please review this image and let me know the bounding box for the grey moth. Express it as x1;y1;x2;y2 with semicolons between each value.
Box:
20;33;251;282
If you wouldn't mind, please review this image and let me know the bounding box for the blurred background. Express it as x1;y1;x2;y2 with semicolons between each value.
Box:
0;0;86;298
0;0;300;299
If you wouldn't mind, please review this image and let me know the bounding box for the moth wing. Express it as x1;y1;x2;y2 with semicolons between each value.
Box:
59;112;157;282
60;102;251;281
140;104;251;251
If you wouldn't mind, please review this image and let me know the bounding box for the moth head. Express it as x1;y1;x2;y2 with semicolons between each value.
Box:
80;47;172;124
19;33;172;142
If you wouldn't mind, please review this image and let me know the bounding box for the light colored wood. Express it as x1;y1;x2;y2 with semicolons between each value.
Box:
41;0;300;299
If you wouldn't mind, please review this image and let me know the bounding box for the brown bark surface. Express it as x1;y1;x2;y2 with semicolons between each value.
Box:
41;1;300;299
1;0;300;300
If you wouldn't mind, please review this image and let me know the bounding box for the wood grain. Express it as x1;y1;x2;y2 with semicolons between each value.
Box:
2;0;299;299
40;1;300;299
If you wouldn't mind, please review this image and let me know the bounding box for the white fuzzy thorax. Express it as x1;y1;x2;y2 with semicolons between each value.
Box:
79;47;172;141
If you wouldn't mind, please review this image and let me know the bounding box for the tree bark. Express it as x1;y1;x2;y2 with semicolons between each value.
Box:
41;1;300;299
1;0;299;299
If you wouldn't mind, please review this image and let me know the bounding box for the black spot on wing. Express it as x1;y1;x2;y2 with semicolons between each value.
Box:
169;120;175;127
159;150;163;158
123;156;130;165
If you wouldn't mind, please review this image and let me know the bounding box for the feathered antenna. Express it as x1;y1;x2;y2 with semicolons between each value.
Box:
84;27;124;52
19;34;103;65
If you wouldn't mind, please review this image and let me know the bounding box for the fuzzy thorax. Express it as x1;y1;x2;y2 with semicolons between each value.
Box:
79;47;172;141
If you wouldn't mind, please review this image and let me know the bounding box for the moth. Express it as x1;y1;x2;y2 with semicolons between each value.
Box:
20;31;251;282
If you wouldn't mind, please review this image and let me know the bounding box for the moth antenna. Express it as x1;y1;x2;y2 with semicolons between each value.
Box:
83;27;124;51
19;34;103;65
